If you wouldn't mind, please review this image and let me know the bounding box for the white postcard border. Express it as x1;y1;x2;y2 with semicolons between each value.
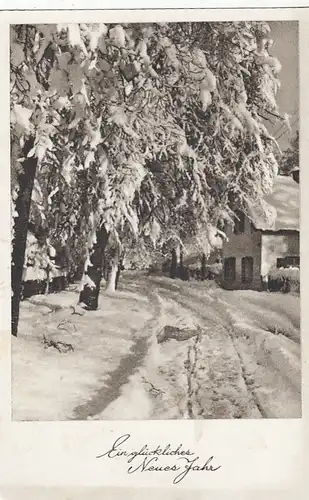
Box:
0;7;308;497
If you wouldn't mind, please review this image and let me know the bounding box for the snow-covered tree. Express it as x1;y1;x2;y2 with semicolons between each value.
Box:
11;21;284;335
132;22;283;274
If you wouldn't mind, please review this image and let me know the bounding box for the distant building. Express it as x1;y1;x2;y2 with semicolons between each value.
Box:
221;173;299;290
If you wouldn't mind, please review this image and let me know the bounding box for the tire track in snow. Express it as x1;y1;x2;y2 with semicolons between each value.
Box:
151;281;263;418
220;318;266;418
212;290;301;418
118;276;300;418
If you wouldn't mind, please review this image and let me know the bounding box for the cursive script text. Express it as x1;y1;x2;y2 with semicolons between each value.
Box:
96;434;221;484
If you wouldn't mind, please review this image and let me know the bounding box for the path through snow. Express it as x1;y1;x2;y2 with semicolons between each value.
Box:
89;275;301;420
12;273;301;420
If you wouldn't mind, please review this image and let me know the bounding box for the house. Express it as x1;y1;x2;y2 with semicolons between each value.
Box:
221;171;300;290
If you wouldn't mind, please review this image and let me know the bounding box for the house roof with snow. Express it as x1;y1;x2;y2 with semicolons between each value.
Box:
249;174;300;232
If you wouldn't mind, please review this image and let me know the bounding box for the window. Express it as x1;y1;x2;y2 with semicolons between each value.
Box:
224;257;236;281
277;256;300;268
234;211;245;234
241;257;253;283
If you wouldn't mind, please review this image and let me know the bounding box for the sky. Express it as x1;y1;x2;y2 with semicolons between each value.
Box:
268;21;299;151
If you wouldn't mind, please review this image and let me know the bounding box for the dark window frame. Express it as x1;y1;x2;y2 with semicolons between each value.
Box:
224;257;236;281
277;256;300;268
241;256;254;283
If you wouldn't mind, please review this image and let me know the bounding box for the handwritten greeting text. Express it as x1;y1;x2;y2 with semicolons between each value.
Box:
96;434;221;484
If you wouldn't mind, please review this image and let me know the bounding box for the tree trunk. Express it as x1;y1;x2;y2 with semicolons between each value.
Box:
79;225;109;310
102;253;109;281
106;249;121;292
170;249;177;278
201;253;206;281
11;138;38;337
179;249;185;280
115;257;123;290
170;247;179;279
170;244;182;279
106;260;118;292
45;264;51;295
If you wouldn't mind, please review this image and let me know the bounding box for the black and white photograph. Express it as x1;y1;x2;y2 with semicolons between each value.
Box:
10;19;300;421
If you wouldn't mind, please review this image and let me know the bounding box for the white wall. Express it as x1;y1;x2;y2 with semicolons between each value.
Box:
261;231;300;277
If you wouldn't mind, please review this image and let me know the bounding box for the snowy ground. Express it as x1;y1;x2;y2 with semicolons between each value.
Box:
12;273;301;420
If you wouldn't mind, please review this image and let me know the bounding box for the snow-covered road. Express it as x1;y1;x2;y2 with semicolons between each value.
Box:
89;275;301;420
12;273;301;420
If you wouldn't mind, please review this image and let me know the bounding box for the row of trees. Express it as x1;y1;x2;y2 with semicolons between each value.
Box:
11;21;285;336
